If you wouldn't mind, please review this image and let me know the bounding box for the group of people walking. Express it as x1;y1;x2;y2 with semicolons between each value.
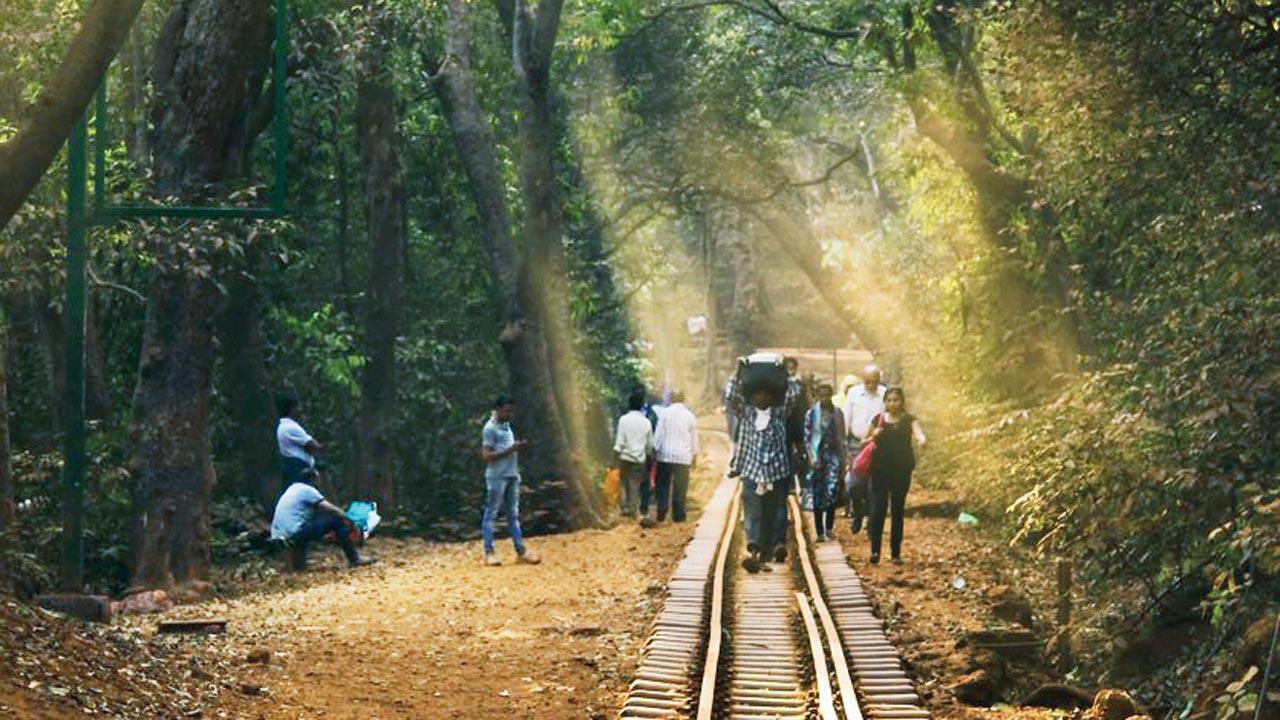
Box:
726;357;925;572
266;354;923;573
613;389;701;526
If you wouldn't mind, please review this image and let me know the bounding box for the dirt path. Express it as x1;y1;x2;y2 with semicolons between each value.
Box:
4;425;1074;720
181;428;732;720
830;483;1065;717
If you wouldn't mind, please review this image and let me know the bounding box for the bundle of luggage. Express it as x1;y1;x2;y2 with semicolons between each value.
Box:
737;352;788;407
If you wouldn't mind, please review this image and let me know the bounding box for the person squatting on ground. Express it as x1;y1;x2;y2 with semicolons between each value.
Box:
652;390;699;523
271;471;375;571
732;386;793;574
276;394;322;496
865;386;926;564
613;390;653;518
805;382;846;542
481;395;541;566
843;364;886;531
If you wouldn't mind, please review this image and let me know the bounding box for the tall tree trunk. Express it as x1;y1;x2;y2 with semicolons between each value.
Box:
701;216;721;402
0;0;148;229
130;268;220;588
84;290;112;421
355;43;403;509
506;0;602;526
433;0;594;529
218;253;276;507
0;304;14;588
34;294;67;438
130;0;271;589
724;230;765;358
123;23;150;166
334;117;354;318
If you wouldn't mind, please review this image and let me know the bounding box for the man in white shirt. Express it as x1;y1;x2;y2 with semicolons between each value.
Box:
843;364;886;531
276;394;322;496
271;475;374;570
652;390;700;523
614;391;653;518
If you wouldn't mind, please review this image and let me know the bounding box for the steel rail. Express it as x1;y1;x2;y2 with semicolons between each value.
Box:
797;591;840;720
693;480;740;720
790;495;864;720
623;463;926;720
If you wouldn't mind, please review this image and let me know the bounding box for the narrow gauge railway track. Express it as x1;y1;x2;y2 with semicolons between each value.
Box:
620;474;928;720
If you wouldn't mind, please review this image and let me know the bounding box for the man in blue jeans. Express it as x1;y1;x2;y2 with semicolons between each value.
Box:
731;387;792;573
481;395;541;567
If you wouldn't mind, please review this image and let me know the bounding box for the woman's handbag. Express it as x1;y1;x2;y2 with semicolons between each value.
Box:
852;414;884;477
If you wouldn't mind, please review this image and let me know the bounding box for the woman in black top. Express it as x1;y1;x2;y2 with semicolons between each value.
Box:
866;387;927;564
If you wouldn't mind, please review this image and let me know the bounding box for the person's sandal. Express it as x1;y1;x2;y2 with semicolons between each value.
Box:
516;552;541;565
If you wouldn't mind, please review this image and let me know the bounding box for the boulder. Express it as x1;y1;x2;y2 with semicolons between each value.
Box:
113;589;172;615
1086;689;1138;720
988;585;1034;627
1020;683;1094;710
965;626;1041;660
35;593;112;622
949;669;1000;706
1239;616;1279;670
170;580;212;604
972;649;1008;684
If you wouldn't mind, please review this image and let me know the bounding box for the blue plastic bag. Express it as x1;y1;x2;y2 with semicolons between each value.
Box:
345;501;381;537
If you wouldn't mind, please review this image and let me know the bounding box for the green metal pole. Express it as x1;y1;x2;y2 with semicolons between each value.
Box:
60;111;88;591
271;0;289;211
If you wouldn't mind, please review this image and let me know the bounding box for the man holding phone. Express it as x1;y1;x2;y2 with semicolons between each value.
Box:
481;395;541;566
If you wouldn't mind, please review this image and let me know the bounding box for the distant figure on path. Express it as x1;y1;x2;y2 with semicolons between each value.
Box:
865;387;926;564
613;390;653;518
276;394;321;495
652;390;699;523
732;387;791;574
271;473;374;570
639;391;663;522
805;382;846;542
481;395;541;566
843;365;886;531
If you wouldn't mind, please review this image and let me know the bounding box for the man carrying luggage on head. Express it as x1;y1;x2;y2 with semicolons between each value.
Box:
731;354;792;573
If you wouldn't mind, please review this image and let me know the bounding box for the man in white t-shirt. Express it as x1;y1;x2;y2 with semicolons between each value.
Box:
271;476;374;570
842;365;886;532
614;391;653;518
652;390;699;523
276;394;322;495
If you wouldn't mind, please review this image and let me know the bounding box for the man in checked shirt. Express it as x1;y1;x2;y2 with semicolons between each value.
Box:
731;385;793;574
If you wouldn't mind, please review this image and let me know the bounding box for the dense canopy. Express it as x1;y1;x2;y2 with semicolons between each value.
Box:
0;0;1277;713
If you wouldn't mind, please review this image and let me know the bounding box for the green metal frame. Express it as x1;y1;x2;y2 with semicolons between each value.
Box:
59;0;290;589
91;0;290;224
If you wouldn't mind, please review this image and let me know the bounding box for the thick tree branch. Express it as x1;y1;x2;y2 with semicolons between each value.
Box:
907;96;1029;218
532;0;564;67
0;0;148;230
642;0;862;40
